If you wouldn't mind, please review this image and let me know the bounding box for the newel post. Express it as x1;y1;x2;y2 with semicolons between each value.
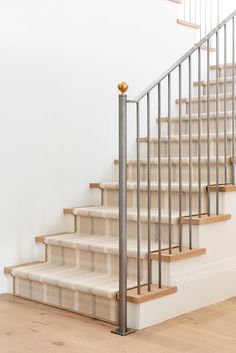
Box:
112;82;134;336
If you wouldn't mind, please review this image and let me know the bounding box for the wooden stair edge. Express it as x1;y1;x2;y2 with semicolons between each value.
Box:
4;261;43;276
208;184;236;193
151;247;206;262
180;214;231;225
177;19;200;29
168;0;182;3
90;182;102;189
117;284;177;304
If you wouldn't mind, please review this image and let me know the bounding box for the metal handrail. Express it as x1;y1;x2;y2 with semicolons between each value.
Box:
132;10;236;102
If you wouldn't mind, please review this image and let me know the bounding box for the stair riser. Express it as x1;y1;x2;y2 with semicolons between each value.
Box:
210;68;236;78
102;189;208;214
47;244;148;281
14;277;118;323
77;215;180;245
140;138;234;158
179;98;236;114
194;83;235;96
116;163;233;184
162;117;234;135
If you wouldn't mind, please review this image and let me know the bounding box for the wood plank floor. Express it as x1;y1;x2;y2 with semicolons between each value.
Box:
1;294;236;353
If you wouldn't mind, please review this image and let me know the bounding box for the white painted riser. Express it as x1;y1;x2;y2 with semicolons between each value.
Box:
128;190;236;330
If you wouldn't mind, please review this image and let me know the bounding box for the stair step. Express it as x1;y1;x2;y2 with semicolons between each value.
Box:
73;206;179;224
208;184;236;192
177;19;200;29
44;233;168;258
151;247;206;262
180;213;231;225
121;284;177;304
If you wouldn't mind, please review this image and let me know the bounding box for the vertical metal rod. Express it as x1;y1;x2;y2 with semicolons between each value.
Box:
147;93;151;292
189;55;192;250
224;24;228;185
207;39;211;216
158;83;162;288
168;74;172;254
232;17;235;184
217;0;220;25
118;92;128;334
136;102;141;295
205;0;207;36
179;65;183;251
216;31;219;214
198;47;202;218
194;0;197;24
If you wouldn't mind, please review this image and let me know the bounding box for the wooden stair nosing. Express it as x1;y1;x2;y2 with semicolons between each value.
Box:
117;284;177;304
177;19;200;29
151;247;206;262
208;184;236;193
180;213;231;225
168;0;182;4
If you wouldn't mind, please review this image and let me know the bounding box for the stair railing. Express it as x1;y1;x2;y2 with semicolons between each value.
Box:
114;10;236;335
181;0;220;40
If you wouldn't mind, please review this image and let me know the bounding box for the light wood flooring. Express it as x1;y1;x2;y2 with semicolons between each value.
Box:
1;294;236;353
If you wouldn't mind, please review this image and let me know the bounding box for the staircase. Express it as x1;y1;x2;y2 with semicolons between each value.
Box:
5;9;236;332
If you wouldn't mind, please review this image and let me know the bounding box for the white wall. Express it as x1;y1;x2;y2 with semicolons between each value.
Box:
0;0;205;292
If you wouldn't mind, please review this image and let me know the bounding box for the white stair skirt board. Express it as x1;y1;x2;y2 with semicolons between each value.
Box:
128;194;236;330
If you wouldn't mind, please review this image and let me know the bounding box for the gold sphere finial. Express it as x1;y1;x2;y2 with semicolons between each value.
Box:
118;81;129;94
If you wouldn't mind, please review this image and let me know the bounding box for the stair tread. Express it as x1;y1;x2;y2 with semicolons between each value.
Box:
93;181;206;192
45;233;170;257
159;111;235;121
140;132;235;142
177;92;236;103
12;262;138;298
73;206;181;224
115;156;229;165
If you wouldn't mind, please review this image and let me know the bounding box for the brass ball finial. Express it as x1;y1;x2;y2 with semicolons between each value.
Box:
118;81;129;94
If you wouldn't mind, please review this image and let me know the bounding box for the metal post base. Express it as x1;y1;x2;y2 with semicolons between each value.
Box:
111;328;135;336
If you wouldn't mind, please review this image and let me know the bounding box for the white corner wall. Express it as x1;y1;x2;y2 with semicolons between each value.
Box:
0;0;200;292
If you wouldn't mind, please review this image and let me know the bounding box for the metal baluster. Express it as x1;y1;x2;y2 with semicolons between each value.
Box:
205;0;207;36
216;31;219;214
207;39;211;216
136;102;141;295
232;17;235;185
158;83;162;288
198;47;202;218
194;0;196;25
168;74;172;254
217;0;220;25
179;65;183;251
224;24;228;185
189;56;192;249
147;93;151;291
